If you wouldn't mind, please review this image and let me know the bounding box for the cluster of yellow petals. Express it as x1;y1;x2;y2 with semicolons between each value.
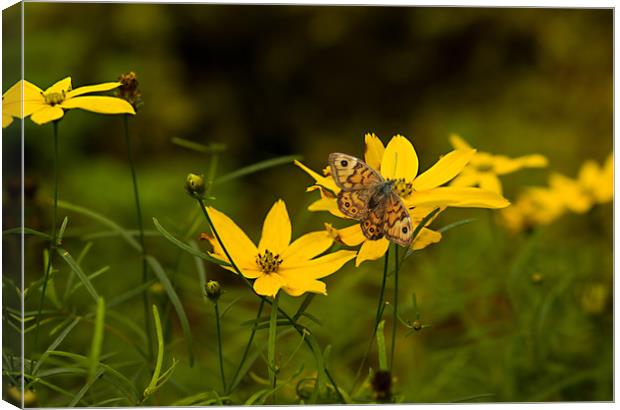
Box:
501;153;613;232
296;133;511;266
2;77;135;127
449;134;548;195
202;199;357;297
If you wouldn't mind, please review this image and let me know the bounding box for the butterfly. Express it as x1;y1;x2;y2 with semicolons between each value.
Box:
327;153;413;247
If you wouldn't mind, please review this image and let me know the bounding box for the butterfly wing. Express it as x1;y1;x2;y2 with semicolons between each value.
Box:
360;199;386;241
337;189;374;220
382;191;413;247
328;153;384;191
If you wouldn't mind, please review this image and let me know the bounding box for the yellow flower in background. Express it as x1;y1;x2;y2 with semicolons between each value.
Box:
449;134;548;194
295;133;510;264
3;77;135;126
500;154;613;233
202;199;357;297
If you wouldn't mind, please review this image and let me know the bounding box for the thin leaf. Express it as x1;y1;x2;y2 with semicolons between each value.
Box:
56;216;69;245
145;256;194;366
438;217;477;233
56;247;99;302
32;317;81;376
171;137;226;153
189;240;208;303
152;218;229;265
88;297;106;380
56;200;141;251
376;320;388;370
143;305;164;399
214;155;302;185
3;227;52;240
68;367;104;407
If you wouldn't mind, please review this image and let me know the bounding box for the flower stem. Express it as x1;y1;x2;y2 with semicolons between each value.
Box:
34;121;60;349
268;294;279;402
390;245;400;370
214;300;227;392
123;114;153;361
228;299;265;394
351;246;390;394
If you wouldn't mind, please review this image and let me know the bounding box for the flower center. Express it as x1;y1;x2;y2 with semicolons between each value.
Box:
42;91;66;106
388;178;414;197
256;249;283;273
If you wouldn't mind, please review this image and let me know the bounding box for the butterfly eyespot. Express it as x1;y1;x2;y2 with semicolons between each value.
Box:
402;227;408;234
340;160;348;167
369;227;374;233
364;221;370;226
344;202;351;207
351;208;357;214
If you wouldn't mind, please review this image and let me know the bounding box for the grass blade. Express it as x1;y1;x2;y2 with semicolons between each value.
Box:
89;297;106;380
32;317;81;376
145;256;194;366
3;227;52;240
189;240;208;303
152;218;228;265
143;305;164;400
56;247;99;302
56;200;141;251
171;137;226;154
214;155;302;185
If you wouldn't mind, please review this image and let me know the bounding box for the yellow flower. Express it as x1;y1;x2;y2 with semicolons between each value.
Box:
449;134;548;194
578;153;613;204
295;133;510;265
4;77;135;126
202;199;357;297
2;80;23;128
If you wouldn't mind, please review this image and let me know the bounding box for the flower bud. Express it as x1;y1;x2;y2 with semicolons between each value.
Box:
205;280;221;303
412;320;422;331
116;71;142;110
185;173;206;198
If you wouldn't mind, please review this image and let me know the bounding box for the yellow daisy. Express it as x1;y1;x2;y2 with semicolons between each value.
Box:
3;77;135;126
202;199;357;297
449;134;548;195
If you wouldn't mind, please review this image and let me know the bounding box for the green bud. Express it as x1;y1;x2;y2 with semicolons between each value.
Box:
205;280;221;302
412;320;422;331
185;173;206;198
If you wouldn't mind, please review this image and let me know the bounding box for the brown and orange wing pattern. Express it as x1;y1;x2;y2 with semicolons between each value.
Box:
337;189;373;220
360;203;386;241
382;192;413;247
328;153;383;191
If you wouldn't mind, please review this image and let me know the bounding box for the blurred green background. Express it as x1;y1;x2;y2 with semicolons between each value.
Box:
2;4;612;406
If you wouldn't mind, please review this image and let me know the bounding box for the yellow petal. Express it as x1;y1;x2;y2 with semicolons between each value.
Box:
205;206;259;271
282;279;327;297
355;238;389;266
307;187;347;218
381;135;419;181
2;114;13;128
493;154;548;175
253;273;285;297
3;80;47;118
449;169;480;188
280;230;333;265
412;149;476;191
294;160;340;193
30;106;64;125
66;82;121;98
258;199;291;255
449;134;473;151
280;250;356;279
364;133;385;170
411;228;442;250
407;187;510;209
409;206;444;225
477;173;503;195
60;96;136;115
549;173;592;213
45;77;72;94
338;223;366;246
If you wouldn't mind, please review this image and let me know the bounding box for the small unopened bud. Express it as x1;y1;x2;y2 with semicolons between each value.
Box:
185;173;205;198
116;71;142;110
531;273;543;283
412;320;422;331
205;280;221;302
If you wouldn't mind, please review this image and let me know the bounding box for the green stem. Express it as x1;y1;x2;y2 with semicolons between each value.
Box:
390;245;400;370
34;121;60;349
351;247;390;393
123;114;153;361
228;299;265;393
194;196;345;403
268;294;279;402
214;301;227;392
